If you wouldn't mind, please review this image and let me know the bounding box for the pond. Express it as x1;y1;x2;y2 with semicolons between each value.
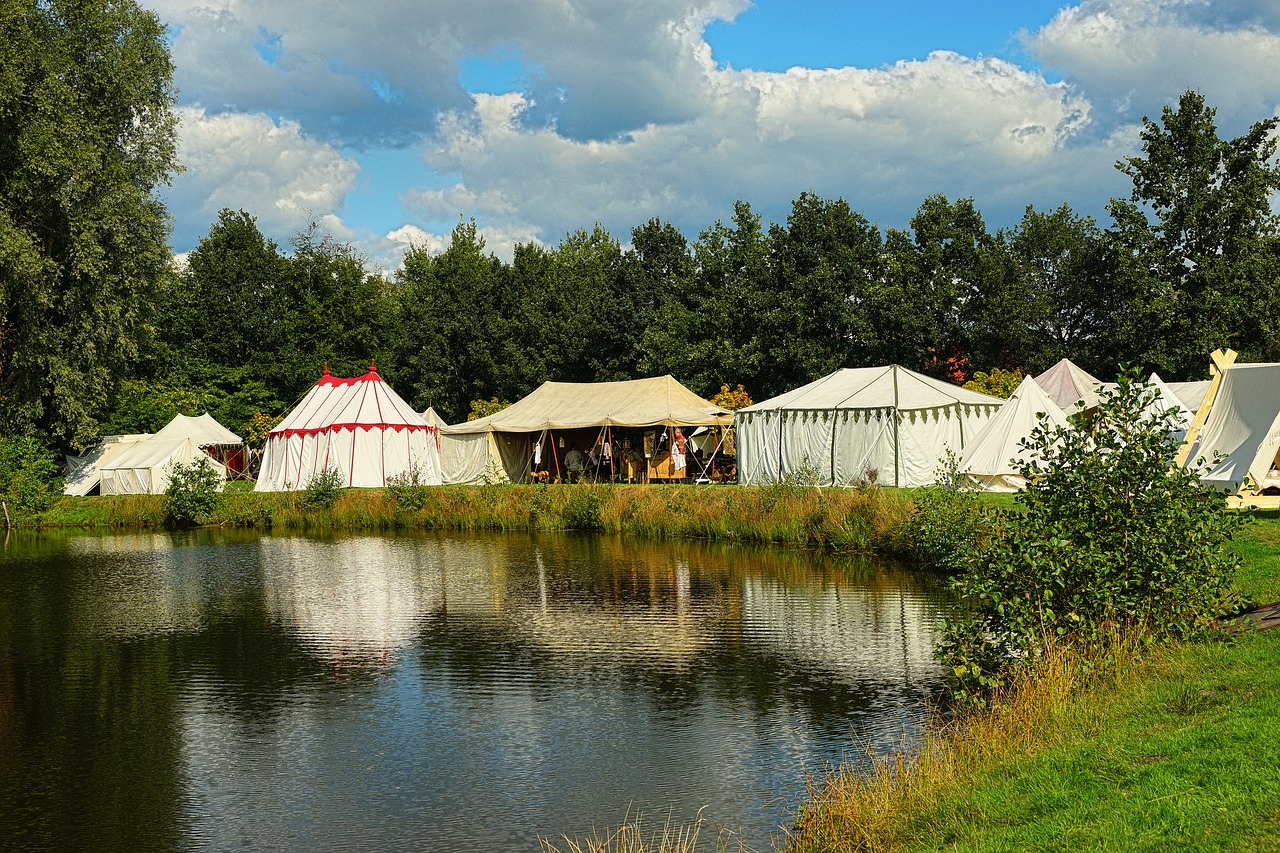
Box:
0;529;951;851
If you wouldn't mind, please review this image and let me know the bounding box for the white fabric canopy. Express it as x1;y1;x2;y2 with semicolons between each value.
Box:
256;365;442;491
1034;358;1113;412
736;365;1002;487
443;375;733;435
99;437;228;495
959;376;1070;492
1166;379;1211;413
154;412;242;446
1185;363;1280;492
63;435;149;496
1144;373;1193;440
438;376;731;484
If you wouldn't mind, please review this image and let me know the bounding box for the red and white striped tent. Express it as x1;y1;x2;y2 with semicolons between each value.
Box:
255;364;442;491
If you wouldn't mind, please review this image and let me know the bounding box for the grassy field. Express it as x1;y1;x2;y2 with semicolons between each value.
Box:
783;514;1280;853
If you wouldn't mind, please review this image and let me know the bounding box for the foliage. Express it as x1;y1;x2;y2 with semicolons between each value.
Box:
163;459;223;526
467;397;510;421
561;487;604;531
386;463;432;511
0;435;64;513
940;370;1246;708
243;412;282;448
709;383;752;411
907;450;986;572
0;0;180;446
963;367;1023;399
302;467;345;509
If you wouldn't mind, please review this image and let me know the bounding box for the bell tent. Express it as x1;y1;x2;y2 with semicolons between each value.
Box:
255;364;442;491
958;375;1070;492
735;365;1002;488
1034;358;1113;412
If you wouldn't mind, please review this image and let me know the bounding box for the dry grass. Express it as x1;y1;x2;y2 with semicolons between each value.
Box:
540;807;756;853
781;635;1147;852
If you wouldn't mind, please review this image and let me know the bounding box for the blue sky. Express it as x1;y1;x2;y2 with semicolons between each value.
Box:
147;0;1280;268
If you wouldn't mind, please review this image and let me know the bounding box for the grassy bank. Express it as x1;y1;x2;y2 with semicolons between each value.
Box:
31;482;918;553
782;515;1280;853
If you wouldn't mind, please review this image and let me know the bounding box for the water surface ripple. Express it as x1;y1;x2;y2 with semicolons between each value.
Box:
0;529;950;852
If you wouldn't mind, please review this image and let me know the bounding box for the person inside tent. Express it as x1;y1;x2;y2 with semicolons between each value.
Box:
564;443;584;483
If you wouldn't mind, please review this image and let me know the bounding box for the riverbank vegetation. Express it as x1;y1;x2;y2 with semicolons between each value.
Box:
30;479;919;554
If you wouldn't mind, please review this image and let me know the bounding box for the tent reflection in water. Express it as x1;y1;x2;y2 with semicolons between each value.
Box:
437;375;733;484
736;365;1003;488
255;363;442;491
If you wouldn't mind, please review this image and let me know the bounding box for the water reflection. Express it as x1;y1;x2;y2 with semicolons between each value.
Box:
0;529;952;852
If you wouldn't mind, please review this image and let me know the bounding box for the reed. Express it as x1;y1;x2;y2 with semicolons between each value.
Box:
35;483;920;554
539;807;751;853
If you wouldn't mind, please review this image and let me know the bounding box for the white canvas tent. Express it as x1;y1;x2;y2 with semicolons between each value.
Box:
1180;361;1280;496
958;376;1070;492
1034;359;1114;412
64;434;149;496
256;365;442;491
422;406;495;485
736;365;1002;488
99;437;229;495
439;376;734;484
1143;373;1193;441
64;412;244;496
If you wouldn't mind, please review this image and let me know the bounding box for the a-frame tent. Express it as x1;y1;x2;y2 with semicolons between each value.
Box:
256;364;442;491
1176;350;1280;507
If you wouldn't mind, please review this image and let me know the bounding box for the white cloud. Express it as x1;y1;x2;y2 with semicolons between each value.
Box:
1027;0;1280;130
167;107;361;249
147;0;1280;267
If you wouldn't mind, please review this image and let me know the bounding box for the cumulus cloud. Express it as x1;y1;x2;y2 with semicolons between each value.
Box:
1026;0;1280;131
148;0;1280;266
166;107;361;249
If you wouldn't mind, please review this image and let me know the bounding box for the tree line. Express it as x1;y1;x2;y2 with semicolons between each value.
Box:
1;0;1278;451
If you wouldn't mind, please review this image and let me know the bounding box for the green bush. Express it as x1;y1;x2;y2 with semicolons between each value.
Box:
303;466;345;509
562;487;603;531
164;459;223;526
0;435;64;514
908;450;987;572
387;463;431;511
940;370;1247;707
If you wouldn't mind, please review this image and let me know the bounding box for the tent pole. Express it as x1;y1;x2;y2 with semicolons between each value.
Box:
549;430;561;482
892;365;901;487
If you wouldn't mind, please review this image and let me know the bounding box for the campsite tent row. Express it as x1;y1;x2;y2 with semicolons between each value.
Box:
64;413;243;496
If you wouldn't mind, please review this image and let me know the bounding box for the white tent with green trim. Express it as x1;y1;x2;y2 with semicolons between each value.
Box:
735;365;1002;487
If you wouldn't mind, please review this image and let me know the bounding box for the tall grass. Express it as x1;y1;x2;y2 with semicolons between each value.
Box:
782;633;1148;852
35;483;919;553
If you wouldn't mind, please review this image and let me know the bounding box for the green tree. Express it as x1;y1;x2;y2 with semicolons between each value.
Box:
1108;90;1280;376
0;0;180;446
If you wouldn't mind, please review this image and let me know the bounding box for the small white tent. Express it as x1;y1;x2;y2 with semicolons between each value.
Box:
256;364;442;491
1144;373;1193;440
64;434;149;496
99;437;228;495
736;365;1002;488
958;376;1070;492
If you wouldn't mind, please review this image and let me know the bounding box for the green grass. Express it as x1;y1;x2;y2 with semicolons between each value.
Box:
783;516;1280;853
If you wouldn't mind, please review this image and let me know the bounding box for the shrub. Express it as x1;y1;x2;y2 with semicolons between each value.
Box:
303;466;345;509
164;459;223;526
562;487;603;531
0;435;65;514
908;451;986;573
940;369;1246;708
387;463;431;511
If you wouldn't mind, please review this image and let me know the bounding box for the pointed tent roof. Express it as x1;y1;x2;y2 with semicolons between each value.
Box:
442;375;732;434
421;407;449;429
1034;358;1109;411
154;412;242;446
270;364;433;438
1187;363;1280;491
739;364;1001;413
959;376;1069;480
1144;373;1192;437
